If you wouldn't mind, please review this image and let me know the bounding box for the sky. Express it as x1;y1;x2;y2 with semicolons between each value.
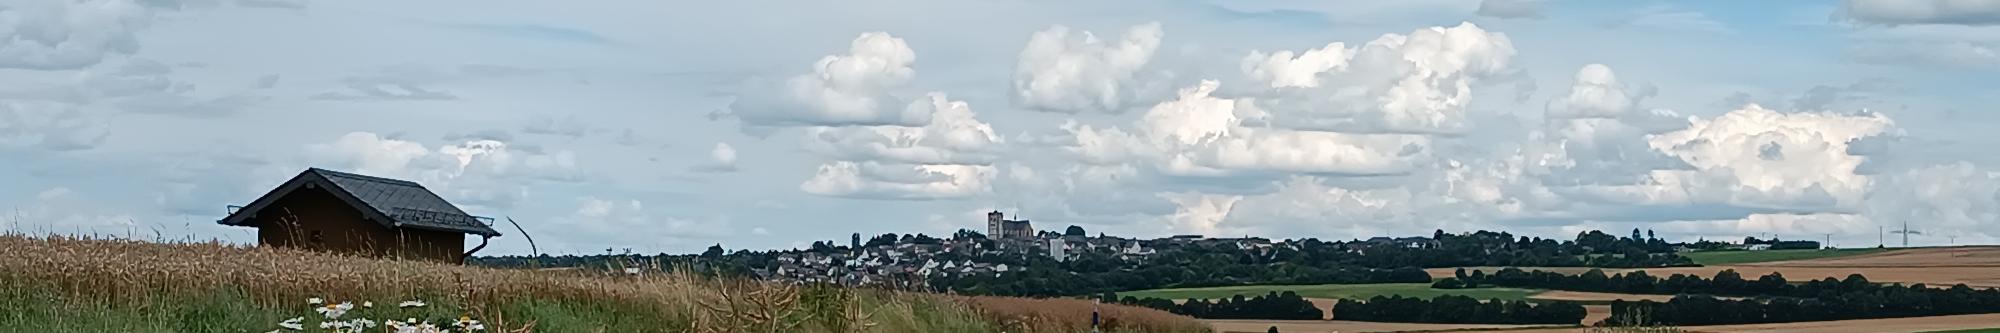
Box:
4;0;2000;255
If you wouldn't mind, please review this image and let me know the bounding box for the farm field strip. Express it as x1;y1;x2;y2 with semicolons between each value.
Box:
1121;283;1541;302
1680;248;1887;265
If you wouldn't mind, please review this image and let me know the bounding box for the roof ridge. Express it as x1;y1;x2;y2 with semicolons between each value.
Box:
308;167;423;187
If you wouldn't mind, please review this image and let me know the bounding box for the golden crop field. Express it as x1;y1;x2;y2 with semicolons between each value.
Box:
0;234;1207;333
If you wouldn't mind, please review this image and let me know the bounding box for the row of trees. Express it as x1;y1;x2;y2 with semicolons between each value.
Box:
1440;267;1905;299
1332;295;1586;324
932;264;1429;297
1102;292;1323;320
1607;284;2000;326
1436;268;2000;326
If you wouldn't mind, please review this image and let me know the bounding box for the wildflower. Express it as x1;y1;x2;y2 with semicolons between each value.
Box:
278;316;304;330
454;316;485;331
399;300;428;308
363;301;374;308
315;301;354;319
308;297;323;305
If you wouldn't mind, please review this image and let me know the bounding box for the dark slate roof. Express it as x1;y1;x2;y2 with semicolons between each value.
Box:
218;168;502;237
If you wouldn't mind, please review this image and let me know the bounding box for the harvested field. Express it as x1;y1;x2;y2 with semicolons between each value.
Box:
1582;304;1610;326
1484;313;2000;333
1431;247;2000;288
1207;319;1561;333
1530;290;1678;303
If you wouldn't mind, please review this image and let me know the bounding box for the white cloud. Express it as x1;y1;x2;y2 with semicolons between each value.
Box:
1012;22;1163;113
733;32;929;127
799;161;994;200
1240;42;1351;88
802;93;1001;165
1242;22;1517;134
1546;64;1635;119
0;100;110;151
691;142;738;173
1634;104;1893;209
1476;0;1547;19
0;0;153;70
1839;0;2000;26
1158;192;1240;236
1063;80;1427;178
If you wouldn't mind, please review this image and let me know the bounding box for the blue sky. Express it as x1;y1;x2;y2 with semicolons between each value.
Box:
4;0;1999;255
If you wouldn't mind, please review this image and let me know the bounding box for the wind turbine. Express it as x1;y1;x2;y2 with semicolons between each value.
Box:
1890;220;1923;248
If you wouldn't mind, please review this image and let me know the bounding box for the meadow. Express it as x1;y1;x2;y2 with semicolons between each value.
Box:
1677;248;1886;265
0;234;1209;333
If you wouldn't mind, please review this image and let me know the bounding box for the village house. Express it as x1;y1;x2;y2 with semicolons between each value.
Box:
217;168;502;263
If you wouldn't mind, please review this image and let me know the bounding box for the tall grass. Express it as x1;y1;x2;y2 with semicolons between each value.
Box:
0;234;1209;333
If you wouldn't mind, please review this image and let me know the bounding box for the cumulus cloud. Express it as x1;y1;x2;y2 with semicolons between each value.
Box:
1240;22;1518;134
802;93;1001;165
0;0;153;70
1012;22;1163;113
690;142;738;173
731;32;929;127
1477;0;1547;19
1839;0;2000;26
0;100;110;151
1062;80;1427;179
1631;104;1893;210
1240;42;1351;89
799;161;994;200
1546;64;1636;119
1528;64;1685;186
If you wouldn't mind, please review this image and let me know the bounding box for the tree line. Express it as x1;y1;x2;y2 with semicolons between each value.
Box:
1099;291;1322;320
1332;295;1586;324
933;263;1428;298
1437;268;2000;326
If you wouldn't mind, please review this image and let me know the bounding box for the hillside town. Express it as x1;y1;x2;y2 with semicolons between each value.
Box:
757;210;1443;289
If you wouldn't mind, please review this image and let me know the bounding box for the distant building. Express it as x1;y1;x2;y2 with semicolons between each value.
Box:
217;168;502;263
1746;244;1772;251
1048;238;1066;261
986;211;1034;239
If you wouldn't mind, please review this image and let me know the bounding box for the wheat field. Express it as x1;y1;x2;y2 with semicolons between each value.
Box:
0;234;1209;333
